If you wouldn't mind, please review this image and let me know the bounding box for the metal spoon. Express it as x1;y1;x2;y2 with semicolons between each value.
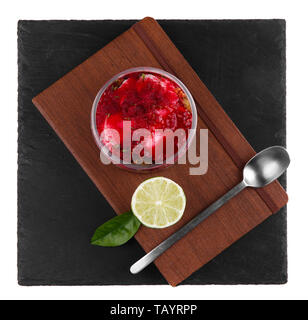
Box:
130;146;290;274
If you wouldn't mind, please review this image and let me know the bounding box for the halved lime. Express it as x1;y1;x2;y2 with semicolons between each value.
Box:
131;177;186;228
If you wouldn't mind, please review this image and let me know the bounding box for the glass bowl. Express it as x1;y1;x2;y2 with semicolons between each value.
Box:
91;67;197;172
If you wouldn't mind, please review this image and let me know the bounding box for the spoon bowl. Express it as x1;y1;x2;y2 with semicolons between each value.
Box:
243;146;290;188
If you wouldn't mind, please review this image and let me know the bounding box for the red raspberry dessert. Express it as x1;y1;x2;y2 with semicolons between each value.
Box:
95;71;192;163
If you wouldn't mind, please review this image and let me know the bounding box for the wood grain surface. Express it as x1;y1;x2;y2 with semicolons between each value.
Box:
32;17;288;286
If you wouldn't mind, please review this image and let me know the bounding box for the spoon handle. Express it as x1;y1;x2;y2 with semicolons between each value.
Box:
130;180;247;274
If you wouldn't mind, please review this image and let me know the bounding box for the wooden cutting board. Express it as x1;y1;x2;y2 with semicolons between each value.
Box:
32;17;288;286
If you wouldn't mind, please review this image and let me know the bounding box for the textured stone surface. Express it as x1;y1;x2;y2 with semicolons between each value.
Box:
18;20;286;285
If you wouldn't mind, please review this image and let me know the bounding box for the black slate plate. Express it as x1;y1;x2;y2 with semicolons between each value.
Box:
18;20;286;285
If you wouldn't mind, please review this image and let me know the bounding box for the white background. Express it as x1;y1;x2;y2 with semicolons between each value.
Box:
0;0;307;300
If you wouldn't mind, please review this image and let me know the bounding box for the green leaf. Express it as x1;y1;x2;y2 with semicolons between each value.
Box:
91;211;140;247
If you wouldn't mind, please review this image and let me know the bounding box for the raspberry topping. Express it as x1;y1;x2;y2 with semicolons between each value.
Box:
96;71;192;162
